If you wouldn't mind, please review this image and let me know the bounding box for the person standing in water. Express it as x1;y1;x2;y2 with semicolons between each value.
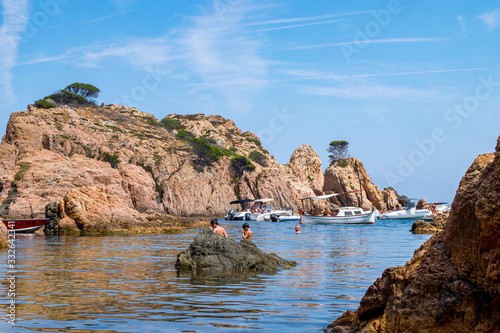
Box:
210;219;228;238
295;225;301;234
241;223;252;240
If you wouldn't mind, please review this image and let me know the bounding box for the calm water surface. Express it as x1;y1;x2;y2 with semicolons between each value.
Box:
0;219;431;333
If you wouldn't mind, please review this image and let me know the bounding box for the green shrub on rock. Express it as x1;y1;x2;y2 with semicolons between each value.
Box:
246;137;261;146
34;99;56;109
231;155;256;174
99;152;120;169
249;150;268;167
160;117;181;131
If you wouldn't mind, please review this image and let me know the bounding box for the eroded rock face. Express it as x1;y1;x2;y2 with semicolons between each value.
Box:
327;137;499;333
0;105;399;230
323;158;399;211
287;144;324;194
176;230;297;273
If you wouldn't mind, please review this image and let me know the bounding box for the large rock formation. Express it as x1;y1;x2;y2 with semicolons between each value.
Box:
323;158;399;211
176;230;297;272
287;144;324;195
0;104;399;232
327;138;499;333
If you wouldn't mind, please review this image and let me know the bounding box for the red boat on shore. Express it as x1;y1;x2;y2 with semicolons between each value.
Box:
2;218;50;233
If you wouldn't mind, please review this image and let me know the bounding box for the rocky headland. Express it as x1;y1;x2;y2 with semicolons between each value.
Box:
327;137;499;333
0;104;399;235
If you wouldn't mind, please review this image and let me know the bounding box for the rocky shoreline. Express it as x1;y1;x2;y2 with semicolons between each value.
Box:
327;136;499;333
0;104;399;236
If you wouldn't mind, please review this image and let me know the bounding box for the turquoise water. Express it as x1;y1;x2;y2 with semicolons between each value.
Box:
0;219;431;332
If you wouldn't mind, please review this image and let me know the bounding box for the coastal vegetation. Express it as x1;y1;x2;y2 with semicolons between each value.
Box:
99;152;121;169
14;162;31;181
249;150;268;167
231;155;256;174
34;82;100;107
328;140;350;166
160;117;182;131
246;137;261;146
34;99;56;109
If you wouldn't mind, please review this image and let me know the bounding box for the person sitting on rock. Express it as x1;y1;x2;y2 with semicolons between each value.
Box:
213;221;228;238
241;222;252;240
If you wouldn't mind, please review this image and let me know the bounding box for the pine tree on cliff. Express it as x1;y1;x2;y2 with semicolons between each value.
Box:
35;82;101;107
328;140;350;166
65;83;101;102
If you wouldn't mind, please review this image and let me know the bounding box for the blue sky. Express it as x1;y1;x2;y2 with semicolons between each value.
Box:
1;0;499;203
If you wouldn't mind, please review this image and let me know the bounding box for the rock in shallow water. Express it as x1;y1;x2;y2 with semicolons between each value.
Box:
175;230;297;273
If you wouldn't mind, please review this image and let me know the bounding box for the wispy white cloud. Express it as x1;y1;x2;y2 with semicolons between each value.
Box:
17;53;72;66
299;84;437;101
77;10;133;25
252;19;342;33
282;67;486;81
0;0;30;105
288;37;444;50
179;4;268;113
19;2;269;113
246;10;376;27
477;9;500;31
76;37;174;71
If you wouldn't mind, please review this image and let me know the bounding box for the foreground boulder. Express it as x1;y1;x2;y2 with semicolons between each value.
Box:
176;230;297;273
327;137;499;333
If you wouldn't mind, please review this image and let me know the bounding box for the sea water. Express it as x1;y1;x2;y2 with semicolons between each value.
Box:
0;219;431;333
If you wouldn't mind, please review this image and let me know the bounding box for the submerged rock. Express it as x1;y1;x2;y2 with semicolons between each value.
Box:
175;230;297;273
327;137;500;333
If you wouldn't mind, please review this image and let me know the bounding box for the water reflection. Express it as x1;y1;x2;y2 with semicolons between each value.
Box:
0;220;431;332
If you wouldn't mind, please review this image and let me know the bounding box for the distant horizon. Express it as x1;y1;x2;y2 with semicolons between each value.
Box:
1;0;499;204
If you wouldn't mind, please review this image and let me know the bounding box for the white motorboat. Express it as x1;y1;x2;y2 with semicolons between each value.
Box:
268;211;301;222
299;193;377;225
300;207;377;225
377;207;431;220
224;198;287;221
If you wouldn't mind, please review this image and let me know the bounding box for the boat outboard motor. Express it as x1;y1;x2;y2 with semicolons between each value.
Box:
245;212;251;221
270;214;278;222
226;209;235;220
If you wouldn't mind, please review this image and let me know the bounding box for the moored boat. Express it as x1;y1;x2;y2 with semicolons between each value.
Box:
300;206;377;225
269;213;301;222
377;207;431;220
225;198;288;221
299;193;378;225
2;218;50;233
